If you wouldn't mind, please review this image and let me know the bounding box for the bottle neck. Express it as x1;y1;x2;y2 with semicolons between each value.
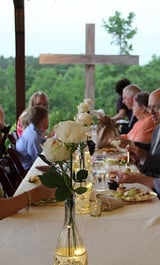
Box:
64;197;75;226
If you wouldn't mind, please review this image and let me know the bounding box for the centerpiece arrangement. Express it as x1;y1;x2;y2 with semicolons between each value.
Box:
74;98;94;126
39;120;91;265
74;98;96;156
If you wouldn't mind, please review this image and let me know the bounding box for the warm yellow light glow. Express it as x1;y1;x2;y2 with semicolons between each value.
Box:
74;247;86;255
56;247;86;256
86;182;92;189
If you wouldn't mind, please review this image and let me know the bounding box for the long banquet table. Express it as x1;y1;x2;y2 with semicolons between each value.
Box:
1;156;160;265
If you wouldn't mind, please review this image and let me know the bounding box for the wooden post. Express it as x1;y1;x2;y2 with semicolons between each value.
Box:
13;0;25;120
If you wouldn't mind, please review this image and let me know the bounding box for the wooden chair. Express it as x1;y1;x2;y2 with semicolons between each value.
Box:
7;147;27;179
0;166;15;197
0;125;11;157
7;130;18;149
0;155;23;192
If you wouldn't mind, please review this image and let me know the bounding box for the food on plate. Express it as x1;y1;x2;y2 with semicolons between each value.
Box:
118;155;127;164
115;187;157;202
28;175;41;184
92;160;105;169
99;147;119;153
105;158;118;164
105;155;127;165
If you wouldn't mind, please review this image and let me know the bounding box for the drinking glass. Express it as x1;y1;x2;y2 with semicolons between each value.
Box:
108;164;121;190
93;169;107;192
90;199;102;217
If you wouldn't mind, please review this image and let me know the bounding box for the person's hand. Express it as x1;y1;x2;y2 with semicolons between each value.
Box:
108;170;142;189
118;172;155;190
38;185;55;199
31;185;56;203
119;137;131;148
118;172;140;184
108;170;120;182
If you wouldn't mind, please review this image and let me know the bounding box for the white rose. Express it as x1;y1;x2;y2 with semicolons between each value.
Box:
54;120;88;143
83;98;93;109
77;102;90;113
75;112;93;126
42;138;70;162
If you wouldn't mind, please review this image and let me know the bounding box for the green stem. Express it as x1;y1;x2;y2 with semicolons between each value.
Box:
66;196;77;255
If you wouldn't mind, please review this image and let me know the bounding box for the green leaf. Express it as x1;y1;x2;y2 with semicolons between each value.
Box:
76;169;88;182
74;186;88;194
39;167;65;188
62;172;71;189
55;187;72;201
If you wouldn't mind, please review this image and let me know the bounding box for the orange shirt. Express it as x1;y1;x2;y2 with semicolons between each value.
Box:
121;114;156;143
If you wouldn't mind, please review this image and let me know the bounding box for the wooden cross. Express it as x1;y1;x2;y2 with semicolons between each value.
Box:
39;24;139;106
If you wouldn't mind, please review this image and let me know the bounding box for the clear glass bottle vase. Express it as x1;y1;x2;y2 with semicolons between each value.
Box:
53;197;88;265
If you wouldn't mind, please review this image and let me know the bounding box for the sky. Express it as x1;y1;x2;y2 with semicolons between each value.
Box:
0;0;160;65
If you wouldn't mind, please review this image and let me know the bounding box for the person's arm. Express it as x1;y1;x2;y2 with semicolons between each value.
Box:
118;172;155;189
118;171;160;198
0;185;55;220
111;108;127;121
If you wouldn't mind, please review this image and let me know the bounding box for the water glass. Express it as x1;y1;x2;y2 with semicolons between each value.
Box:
93;169;107;192
90;199;102;217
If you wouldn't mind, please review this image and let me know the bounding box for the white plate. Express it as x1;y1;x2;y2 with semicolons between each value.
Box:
115;188;157;202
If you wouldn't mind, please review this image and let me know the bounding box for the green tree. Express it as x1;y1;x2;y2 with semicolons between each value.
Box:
1;55;160;129
102;11;137;54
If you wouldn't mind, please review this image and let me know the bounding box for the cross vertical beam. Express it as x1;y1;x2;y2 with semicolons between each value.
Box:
85;24;95;103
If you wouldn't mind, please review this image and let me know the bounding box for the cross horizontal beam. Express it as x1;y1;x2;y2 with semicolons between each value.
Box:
39;54;139;65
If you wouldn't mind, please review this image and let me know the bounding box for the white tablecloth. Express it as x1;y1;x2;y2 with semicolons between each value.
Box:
1;157;160;265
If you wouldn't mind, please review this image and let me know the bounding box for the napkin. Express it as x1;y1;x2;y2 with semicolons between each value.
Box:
111;139;124;152
90;191;124;211
99;195;124;211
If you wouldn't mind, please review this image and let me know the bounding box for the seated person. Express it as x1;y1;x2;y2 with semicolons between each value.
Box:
16;106;48;171
122;84;141;133
18;110;30;134
120;91;156;143
130;88;160;176
0;185;55;220
111;89;160;197
111;78;132;122
17;91;48;137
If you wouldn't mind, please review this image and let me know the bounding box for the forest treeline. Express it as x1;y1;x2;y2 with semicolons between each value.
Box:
0;55;160;131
